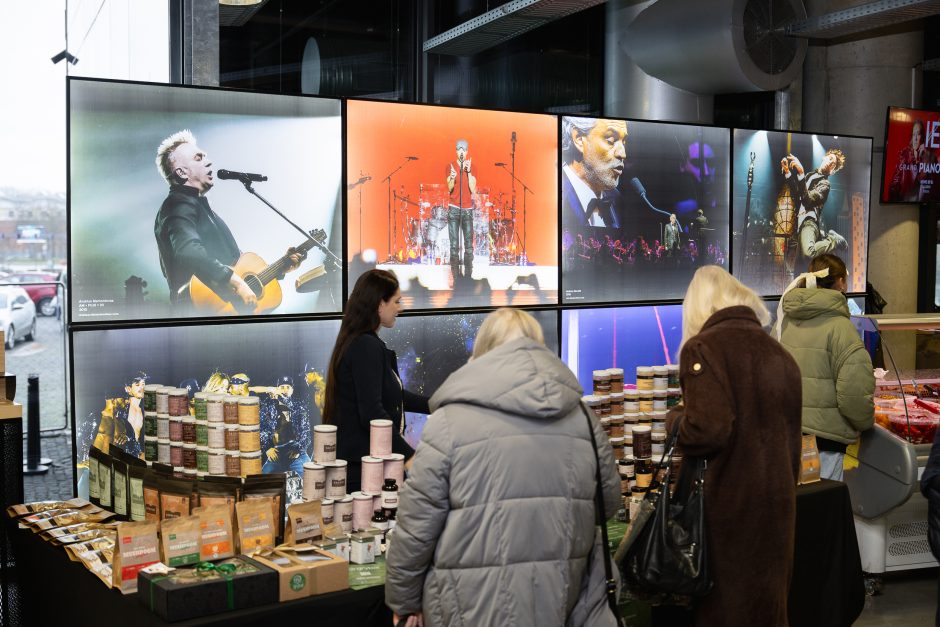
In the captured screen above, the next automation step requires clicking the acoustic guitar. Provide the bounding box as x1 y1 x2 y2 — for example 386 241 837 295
184 228 327 315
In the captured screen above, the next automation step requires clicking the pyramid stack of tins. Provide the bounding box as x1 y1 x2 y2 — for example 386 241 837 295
142 384 161 464
304 424 349 532
237 396 262 477
223 395 241 477
165 387 189 477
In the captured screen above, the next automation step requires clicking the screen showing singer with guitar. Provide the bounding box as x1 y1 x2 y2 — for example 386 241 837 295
69 79 342 322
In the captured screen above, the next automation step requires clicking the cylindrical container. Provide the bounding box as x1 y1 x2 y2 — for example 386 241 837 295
183 468 197 480
314 424 338 463
667 388 681 408
652 366 669 390
607 368 624 393
206 394 225 423
653 390 668 411
335 495 354 533
381 478 400 510
582 395 603 419
592 370 611 396
652 432 667 457
598 395 611 418
303 463 326 501
196 446 209 473
240 450 262 476
169 416 183 443
173 466 185 478
369 419 393 457
651 411 668 430
639 391 654 414
225 451 240 477
168 388 189 417
170 443 183 468
624 431 634 459
623 389 640 413
618 457 635 494
197 471 208 480
610 416 624 439
181 416 196 445
635 367 654 391
157 413 170 440
361 456 385 494
207 448 226 475
600 417 612 436
182 443 197 470
325 460 348 499
237 396 260 426
195 421 209 447
630 486 648 520
144 412 158 438
623 411 640 426
194 392 209 421
320 499 335 526
667 364 680 388
207 424 225 449
384 453 405 488
144 438 158 463
224 425 240 451
635 459 653 488
158 439 171 465
352 492 374 531
223 396 240 424
608 392 624 417
610 437 625 460
144 384 161 412
239 425 261 453
156 387 171 415
633 426 652 459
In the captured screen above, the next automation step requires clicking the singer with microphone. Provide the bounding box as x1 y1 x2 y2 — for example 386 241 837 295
153 130 304 311
446 139 477 279
561 117 626 230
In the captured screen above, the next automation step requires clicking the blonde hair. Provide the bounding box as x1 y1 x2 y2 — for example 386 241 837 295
681 265 770 348
472 308 544 359
156 129 196 185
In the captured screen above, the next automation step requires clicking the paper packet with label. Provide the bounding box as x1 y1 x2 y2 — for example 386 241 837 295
236 499 276 555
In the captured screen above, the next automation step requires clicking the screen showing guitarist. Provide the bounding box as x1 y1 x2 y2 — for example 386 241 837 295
154 130 304 311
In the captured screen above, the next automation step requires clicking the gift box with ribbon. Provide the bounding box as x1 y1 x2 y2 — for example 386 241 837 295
138 557 278 622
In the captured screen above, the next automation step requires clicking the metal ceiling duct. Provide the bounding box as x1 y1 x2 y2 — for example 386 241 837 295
622 0 808 94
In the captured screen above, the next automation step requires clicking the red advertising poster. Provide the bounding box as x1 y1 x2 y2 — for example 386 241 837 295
882 106 940 204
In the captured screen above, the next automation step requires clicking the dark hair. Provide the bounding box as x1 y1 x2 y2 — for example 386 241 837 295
807 253 847 290
322 269 399 423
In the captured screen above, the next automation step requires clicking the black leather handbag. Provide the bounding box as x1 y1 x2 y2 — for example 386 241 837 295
622 420 712 599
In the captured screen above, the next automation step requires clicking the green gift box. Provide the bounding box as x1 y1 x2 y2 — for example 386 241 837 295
138 556 278 622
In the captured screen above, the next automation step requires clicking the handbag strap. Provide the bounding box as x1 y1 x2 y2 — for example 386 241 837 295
580 403 622 624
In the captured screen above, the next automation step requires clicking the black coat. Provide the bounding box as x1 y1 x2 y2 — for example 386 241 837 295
154 185 240 302
334 332 429 492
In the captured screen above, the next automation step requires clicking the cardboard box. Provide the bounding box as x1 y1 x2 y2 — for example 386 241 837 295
138 556 278 622
250 551 316 601
266 547 349 595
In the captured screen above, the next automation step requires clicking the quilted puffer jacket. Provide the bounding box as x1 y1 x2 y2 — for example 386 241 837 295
385 337 621 627
779 287 874 444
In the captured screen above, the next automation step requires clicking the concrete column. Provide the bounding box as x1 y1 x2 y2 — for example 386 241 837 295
604 0 713 123
182 0 219 86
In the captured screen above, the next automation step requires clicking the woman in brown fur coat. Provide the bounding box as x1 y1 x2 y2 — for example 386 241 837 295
666 266 803 626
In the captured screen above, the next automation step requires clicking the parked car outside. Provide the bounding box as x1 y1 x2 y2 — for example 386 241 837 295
0 287 37 349
2 272 59 316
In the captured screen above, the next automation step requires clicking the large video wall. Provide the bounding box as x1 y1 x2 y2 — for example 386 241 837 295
68 77 873 497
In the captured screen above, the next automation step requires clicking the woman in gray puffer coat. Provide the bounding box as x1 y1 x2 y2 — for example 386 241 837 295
385 308 622 627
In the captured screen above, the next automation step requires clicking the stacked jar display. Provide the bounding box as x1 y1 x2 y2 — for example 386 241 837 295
164 387 189 477
142 383 162 464
237 396 262 476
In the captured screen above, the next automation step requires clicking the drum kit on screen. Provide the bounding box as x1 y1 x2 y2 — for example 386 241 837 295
390 185 522 265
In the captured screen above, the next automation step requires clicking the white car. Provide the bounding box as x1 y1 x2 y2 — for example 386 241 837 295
0 286 37 349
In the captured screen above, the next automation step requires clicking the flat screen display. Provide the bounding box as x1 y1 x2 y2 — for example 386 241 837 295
69 78 343 322
882 106 940 204
560 117 731 304
346 100 558 309
561 305 683 393
732 129 871 296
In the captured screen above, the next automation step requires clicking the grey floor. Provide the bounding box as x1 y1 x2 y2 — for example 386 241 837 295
856 568 937 626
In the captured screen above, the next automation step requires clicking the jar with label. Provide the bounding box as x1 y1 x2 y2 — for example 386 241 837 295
598 395 611 418
607 368 624 393
592 370 611 395
207 449 226 475
381 478 399 510
618 458 635 494
652 366 669 390
651 431 667 457
609 416 624 438
361 456 385 494
635 459 653 487
650 410 668 428
371 509 389 537
169 416 183 443
335 496 354 533
144 412 158 439
223 396 240 424
608 393 624 417
196 446 209 473
635 367 654 391
183 468 197 479
667 388 681 408
320 499 335 525
168 388 189 417
156 387 171 415
303 463 326 501
195 420 209 447
225 451 240 477
157 414 170 440
237 396 260 426
623 411 640 426
582 395 603 419
369 419 393 457
624 431 634 458
352 492 374 531
239 425 261 453
653 389 668 411
633 426 652 459
182 443 197 470
181 416 196 444
240 450 262 476
157 439 171 465
144 438 158 462
666 364 680 388
170 444 183 468
600 417 612 436
638 391 654 413
384 454 405 488
206 394 225 423
623 389 640 413
224 425 240 451
609 436 625 460
144 384 161 412
207 424 225 449
194 392 209 421
314 424 338 464
325 460 348 499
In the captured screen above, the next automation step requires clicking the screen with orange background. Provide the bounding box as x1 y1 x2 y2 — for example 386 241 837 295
347 100 558 265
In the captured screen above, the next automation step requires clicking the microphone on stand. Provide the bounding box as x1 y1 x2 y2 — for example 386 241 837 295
630 177 671 218
511 131 516 144
217 169 267 183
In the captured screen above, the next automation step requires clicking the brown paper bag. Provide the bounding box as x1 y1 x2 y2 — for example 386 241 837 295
798 434 821 485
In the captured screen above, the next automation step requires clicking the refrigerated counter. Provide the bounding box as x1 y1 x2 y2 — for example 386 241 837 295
845 314 940 594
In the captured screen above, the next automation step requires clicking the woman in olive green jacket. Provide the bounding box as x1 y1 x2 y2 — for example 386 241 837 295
777 254 874 481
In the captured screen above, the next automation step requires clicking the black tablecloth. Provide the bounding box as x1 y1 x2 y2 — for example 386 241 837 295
11 523 391 626
788 479 865 627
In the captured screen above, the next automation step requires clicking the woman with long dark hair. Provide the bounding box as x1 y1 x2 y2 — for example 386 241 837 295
323 269 429 493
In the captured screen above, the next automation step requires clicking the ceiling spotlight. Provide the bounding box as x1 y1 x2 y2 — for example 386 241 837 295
51 50 79 65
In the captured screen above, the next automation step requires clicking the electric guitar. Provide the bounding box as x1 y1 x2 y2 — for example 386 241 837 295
183 228 327 315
